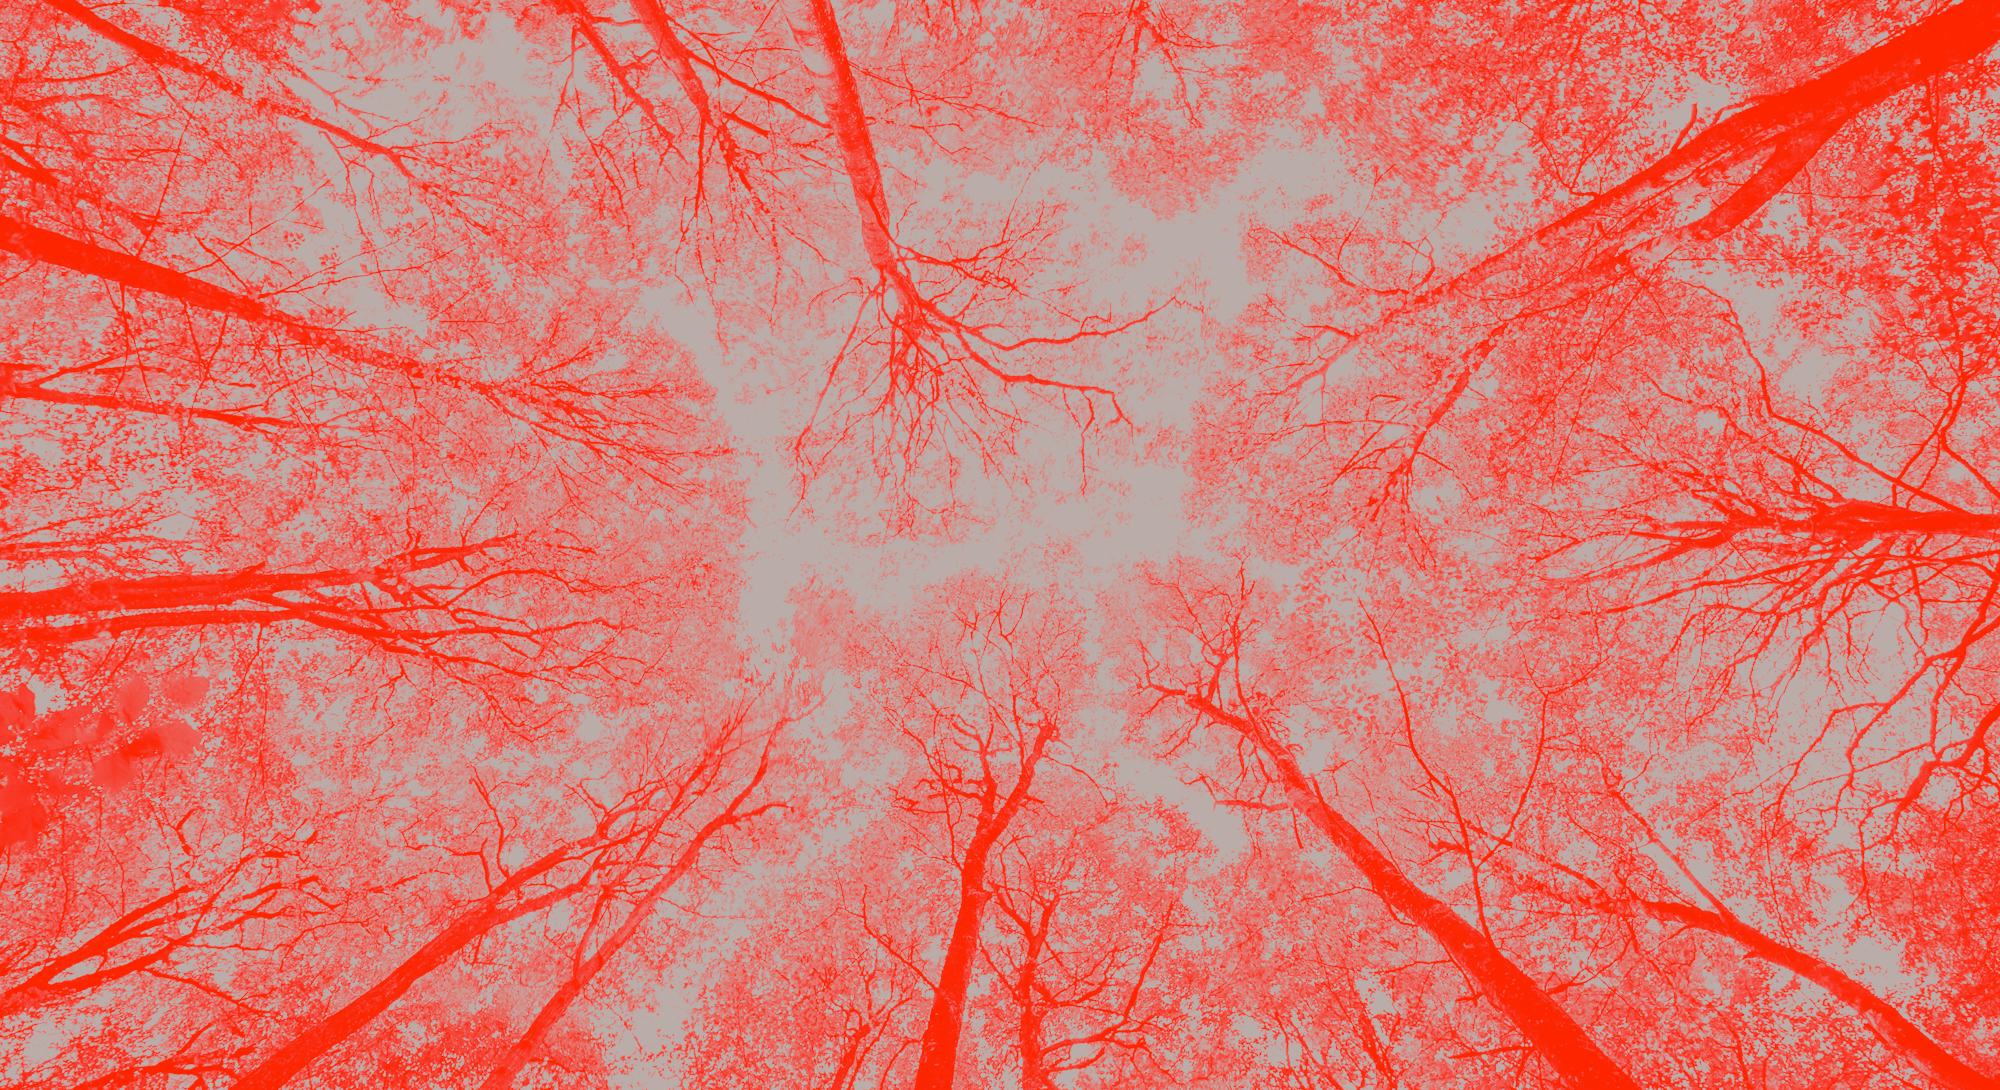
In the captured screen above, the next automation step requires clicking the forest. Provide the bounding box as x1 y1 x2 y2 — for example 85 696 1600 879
4 0 1999 1087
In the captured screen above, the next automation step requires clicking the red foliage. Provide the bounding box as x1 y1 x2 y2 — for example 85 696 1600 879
6 3 2000 1089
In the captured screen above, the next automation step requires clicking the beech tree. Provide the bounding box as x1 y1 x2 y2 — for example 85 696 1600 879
1203 0 2000 547
980 796 1190 1090
842 577 1088 1090
1120 562 1644 1090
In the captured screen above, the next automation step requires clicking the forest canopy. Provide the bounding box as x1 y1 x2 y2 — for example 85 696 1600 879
4 1 2000 1088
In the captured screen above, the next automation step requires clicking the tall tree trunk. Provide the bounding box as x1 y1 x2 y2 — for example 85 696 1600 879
0 212 431 386
1300 0 2000 424
232 859 589 1090
784 0 904 285
1014 936 1052 1090
0 212 664 461
910 719 1057 1090
0 546 495 648
910 856 996 1090
1180 693 1640 1090
629 0 731 150
477 768 779 1090
1641 899 1998 1090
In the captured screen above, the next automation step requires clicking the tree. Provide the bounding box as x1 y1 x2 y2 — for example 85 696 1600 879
778 0 1154 526
982 796 1188 1090
227 697 793 1090
1200 0 2000 545
472 692 796 1090
1124 561 1642 1090
843 577 1085 1090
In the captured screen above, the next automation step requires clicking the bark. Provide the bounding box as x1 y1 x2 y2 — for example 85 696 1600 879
1550 0 2000 251
630 0 727 146
0 546 495 649
784 0 903 282
1178 693 1640 1090
2 214 315 333
476 766 779 1090
913 868 994 1090
1301 0 2000 409
232 853 590 1090
910 717 1058 1090
2 568 371 622
0 212 433 387
1645 502 2000 555
1014 927 1053 1090
0 213 672 463
1641 899 1999 1090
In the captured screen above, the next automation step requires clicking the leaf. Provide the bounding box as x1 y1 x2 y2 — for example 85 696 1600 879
0 798 46 848
34 708 88 750
91 753 133 791
116 677 149 720
153 717 201 757
0 685 33 731
163 673 210 709
122 731 166 761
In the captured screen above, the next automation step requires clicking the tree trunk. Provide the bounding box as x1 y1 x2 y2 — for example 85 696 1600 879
1015 938 1052 1090
0 212 433 388
1642 899 1998 1090
784 0 903 283
1182 694 1640 1090
910 719 1058 1090
630 0 726 143
476 783 777 1090
0 546 494 648
233 867 585 1090
1303 0 2000 414
909 860 994 1090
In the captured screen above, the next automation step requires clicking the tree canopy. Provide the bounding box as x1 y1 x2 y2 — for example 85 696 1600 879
5 1 1999 1088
